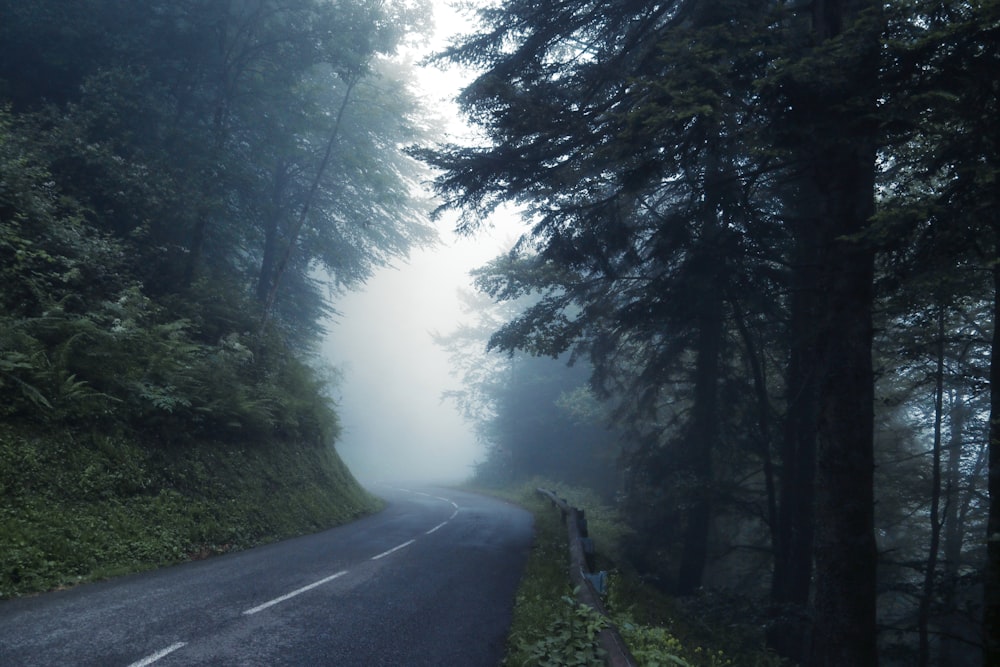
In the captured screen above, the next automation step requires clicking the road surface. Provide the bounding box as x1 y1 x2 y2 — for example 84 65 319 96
0 486 533 666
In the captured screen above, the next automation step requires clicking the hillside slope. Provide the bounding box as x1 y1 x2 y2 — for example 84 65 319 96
0 422 378 599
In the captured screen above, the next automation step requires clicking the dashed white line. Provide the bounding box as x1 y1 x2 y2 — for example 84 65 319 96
425 521 448 535
124 490 460 666
242 570 349 615
127 642 187 667
371 539 416 560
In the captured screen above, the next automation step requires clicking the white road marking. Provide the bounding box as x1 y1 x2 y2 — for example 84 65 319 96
425 521 448 535
242 570 349 615
371 539 416 560
126 489 462 666
127 642 187 667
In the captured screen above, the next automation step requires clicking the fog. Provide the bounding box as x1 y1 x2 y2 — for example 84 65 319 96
316 3 493 485
322 222 516 485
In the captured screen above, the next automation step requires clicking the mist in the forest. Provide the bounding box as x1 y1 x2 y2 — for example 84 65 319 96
322 222 516 485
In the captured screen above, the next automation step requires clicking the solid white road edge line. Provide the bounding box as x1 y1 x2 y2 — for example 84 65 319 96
371 539 416 560
242 570 349 615
425 521 448 535
127 642 187 667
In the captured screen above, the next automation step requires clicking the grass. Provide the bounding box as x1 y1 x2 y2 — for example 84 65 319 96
480 478 785 667
0 422 380 598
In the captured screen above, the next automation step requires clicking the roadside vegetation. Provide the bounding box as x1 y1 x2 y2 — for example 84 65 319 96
489 480 782 667
0 0 429 600
0 422 379 599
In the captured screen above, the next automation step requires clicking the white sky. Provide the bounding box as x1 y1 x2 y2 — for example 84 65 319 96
320 1 525 484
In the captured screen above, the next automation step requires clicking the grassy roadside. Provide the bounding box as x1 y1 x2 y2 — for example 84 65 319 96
0 422 381 599
481 479 784 667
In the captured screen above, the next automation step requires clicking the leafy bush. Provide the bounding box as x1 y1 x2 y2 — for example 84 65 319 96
514 595 608 667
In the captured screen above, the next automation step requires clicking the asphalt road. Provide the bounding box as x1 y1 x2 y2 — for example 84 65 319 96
0 486 534 666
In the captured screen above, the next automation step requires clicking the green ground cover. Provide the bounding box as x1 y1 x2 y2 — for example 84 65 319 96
489 480 785 667
0 423 379 598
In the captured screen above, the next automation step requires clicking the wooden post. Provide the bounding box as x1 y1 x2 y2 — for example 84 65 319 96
537 489 638 667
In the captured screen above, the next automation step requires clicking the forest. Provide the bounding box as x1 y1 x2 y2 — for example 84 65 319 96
0 0 998 665
0 0 431 599
425 0 999 665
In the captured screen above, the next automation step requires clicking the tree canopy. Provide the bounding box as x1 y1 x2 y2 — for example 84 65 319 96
422 0 1000 664
0 0 435 443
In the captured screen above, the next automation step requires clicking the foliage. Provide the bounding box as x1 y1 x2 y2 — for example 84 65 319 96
0 422 379 598
491 481 779 667
0 1 429 600
514 595 608 667
497 482 604 667
437 289 624 497
0 1 436 441
425 0 998 662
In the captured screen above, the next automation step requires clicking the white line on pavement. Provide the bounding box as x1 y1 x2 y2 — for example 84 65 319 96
371 539 416 560
242 570 349 615
127 642 187 667
425 521 448 535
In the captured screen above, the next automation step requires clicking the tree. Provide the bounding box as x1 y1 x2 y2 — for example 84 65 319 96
0 0 437 446
436 282 622 497
421 0 894 661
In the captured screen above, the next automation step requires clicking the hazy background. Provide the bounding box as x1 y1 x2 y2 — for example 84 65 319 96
321 224 517 484
321 2 517 484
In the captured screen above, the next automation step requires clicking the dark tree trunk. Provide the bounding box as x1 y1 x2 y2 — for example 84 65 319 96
810 202 877 667
675 278 724 594
940 394 967 667
674 150 731 595
183 99 229 288
768 220 821 664
984 233 1000 667
731 297 778 549
918 308 946 667
797 1 881 664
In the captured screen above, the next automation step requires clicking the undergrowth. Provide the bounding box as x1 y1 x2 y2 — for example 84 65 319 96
0 422 380 598
489 478 784 667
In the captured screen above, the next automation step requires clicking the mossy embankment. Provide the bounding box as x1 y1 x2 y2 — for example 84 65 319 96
0 423 379 599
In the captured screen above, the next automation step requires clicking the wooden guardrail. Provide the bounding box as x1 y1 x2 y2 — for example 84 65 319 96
536 488 638 667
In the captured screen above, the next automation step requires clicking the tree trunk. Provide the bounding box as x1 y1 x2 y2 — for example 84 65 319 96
800 1 881 664
255 161 291 303
810 202 878 667
674 149 730 595
984 233 1000 666
940 393 967 667
768 218 821 663
918 307 946 667
258 73 359 332
675 278 723 594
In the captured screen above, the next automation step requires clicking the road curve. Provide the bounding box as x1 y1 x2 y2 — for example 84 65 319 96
0 486 533 666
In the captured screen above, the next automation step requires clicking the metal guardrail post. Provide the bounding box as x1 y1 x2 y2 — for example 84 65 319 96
537 488 639 667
